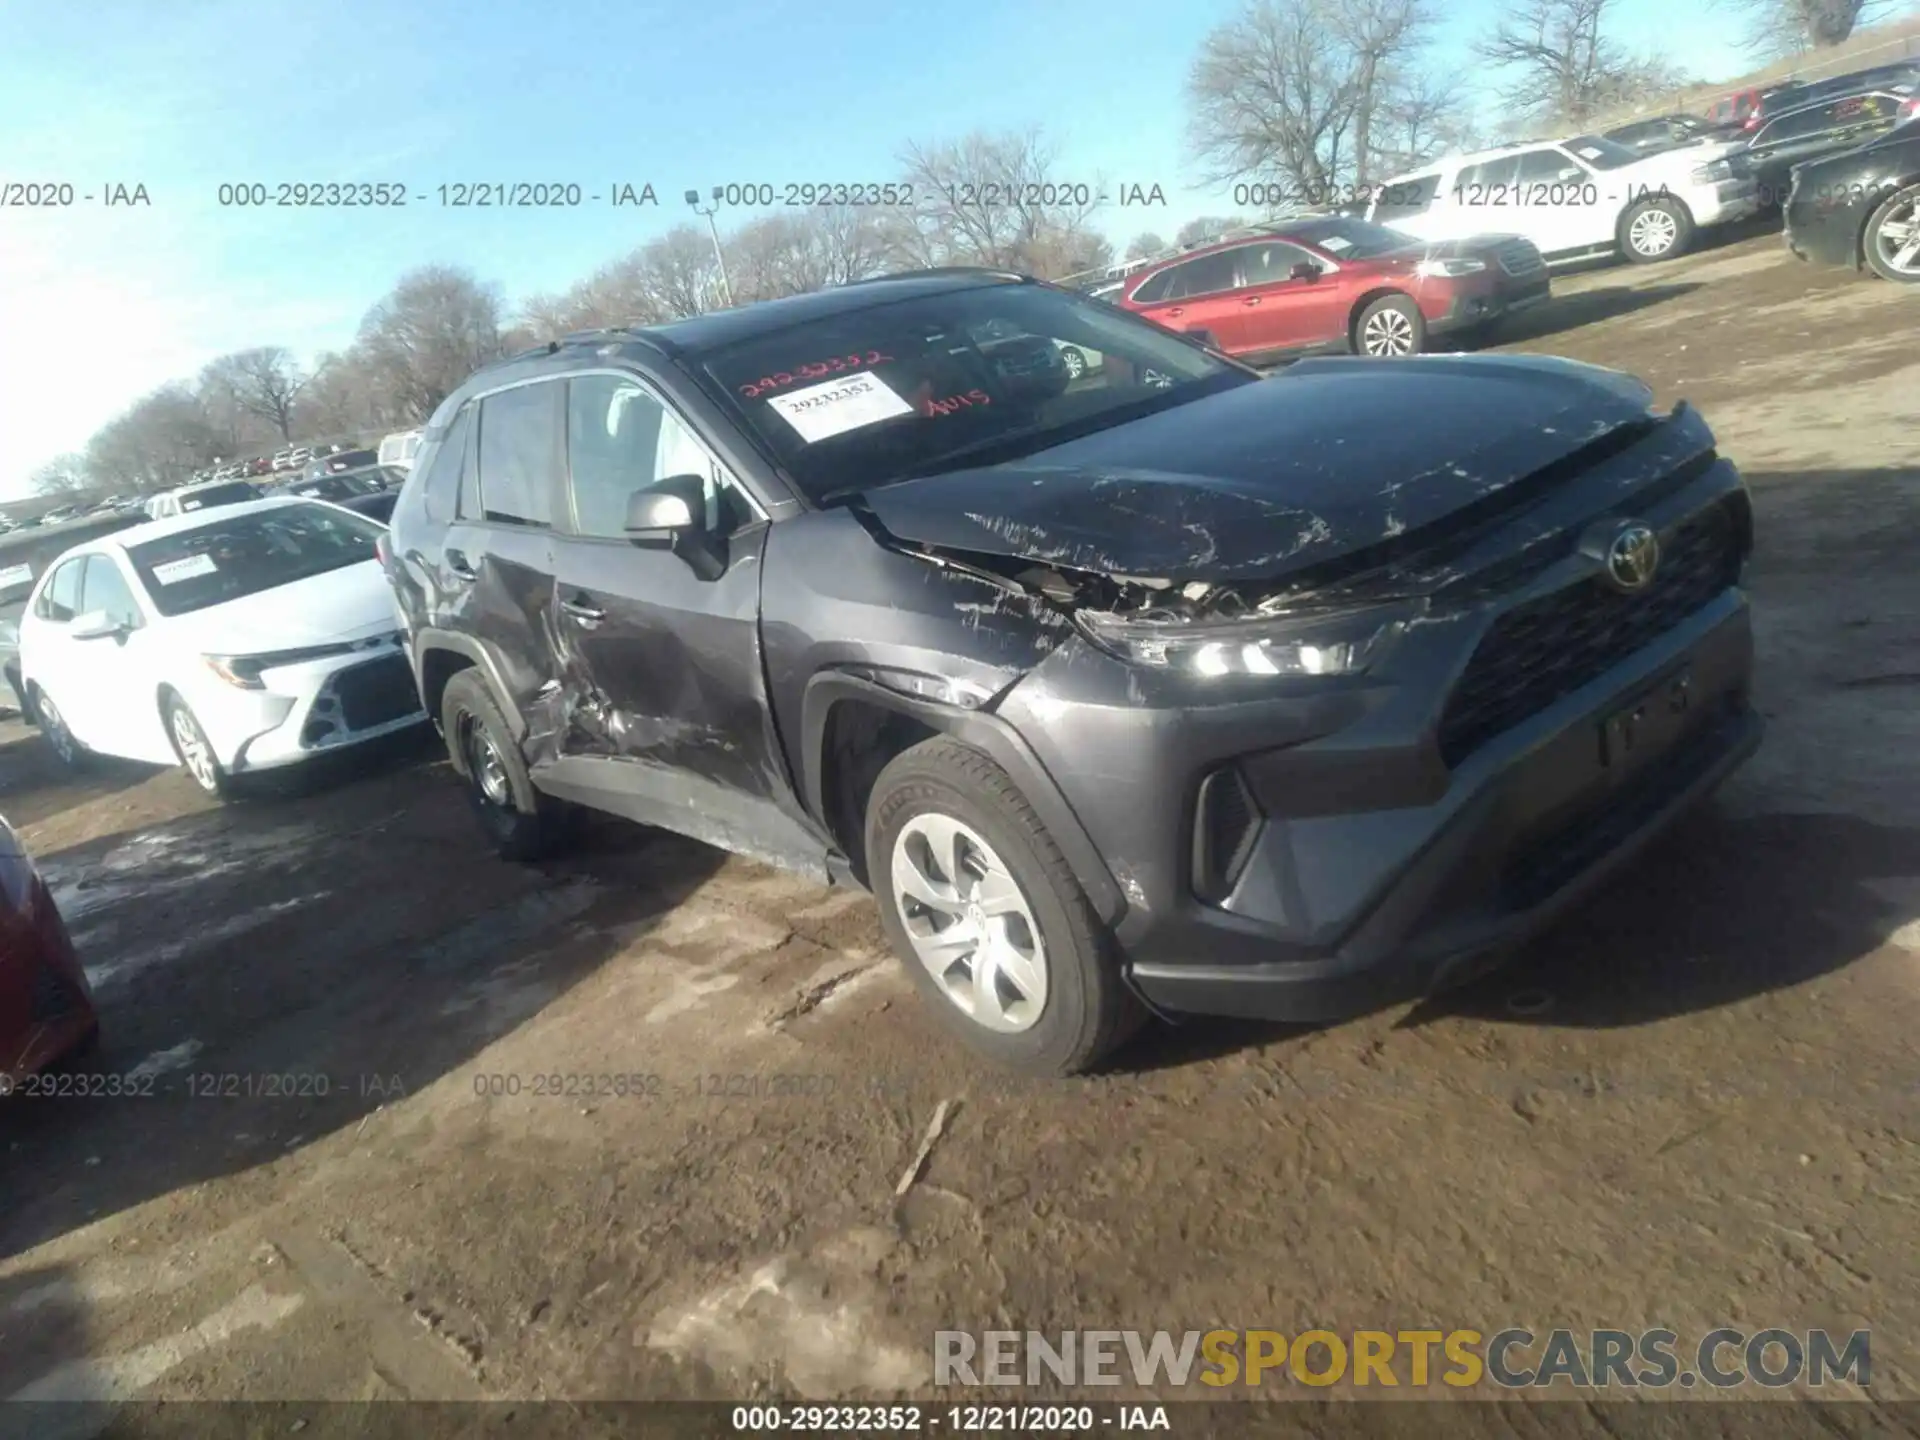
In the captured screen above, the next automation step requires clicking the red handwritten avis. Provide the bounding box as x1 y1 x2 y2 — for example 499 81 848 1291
918 388 992 417
739 351 896 399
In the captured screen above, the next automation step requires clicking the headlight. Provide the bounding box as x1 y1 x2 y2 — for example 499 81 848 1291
1075 605 1401 677
1690 160 1733 184
203 641 363 689
1414 257 1486 278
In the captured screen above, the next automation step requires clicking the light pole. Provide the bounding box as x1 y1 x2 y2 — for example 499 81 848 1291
685 188 735 309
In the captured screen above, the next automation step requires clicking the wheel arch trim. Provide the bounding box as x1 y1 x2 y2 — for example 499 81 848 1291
410 628 527 741
798 670 1127 925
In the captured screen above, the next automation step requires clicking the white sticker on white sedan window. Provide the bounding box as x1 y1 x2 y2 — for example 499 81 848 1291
1574 146 1604 160
1320 236 1354 252
0 563 33 589
766 371 913 444
151 554 219 584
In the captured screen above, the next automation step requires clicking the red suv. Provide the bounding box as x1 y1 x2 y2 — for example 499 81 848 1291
1117 217 1550 361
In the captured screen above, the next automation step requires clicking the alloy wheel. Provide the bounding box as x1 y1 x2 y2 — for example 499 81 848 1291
1629 208 1678 257
1872 196 1920 277
1060 347 1086 379
465 721 513 807
1361 308 1416 356
171 706 218 792
890 812 1048 1034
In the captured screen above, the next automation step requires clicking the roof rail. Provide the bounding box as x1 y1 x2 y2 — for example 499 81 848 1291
847 266 1028 285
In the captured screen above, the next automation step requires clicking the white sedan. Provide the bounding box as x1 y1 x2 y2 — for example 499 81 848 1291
16 496 426 798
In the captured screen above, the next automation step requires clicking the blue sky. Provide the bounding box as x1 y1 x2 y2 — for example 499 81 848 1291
0 0 1761 496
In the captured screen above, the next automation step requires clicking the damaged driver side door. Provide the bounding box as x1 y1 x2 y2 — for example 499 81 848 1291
540 370 832 878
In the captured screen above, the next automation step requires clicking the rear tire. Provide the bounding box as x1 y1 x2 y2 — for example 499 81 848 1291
29 686 89 771
1862 182 1920 283
1619 196 1694 263
865 737 1145 1076
1354 294 1426 357
440 670 572 862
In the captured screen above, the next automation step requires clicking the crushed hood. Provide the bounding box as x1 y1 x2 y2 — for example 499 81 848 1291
858 354 1656 583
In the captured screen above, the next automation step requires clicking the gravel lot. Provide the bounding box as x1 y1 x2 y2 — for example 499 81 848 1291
2 226 1916 1428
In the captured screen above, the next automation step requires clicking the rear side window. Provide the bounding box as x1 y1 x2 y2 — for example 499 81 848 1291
1128 266 1177 305
1160 249 1239 299
419 405 474 523
1456 156 1519 191
35 558 85 622
475 382 559 527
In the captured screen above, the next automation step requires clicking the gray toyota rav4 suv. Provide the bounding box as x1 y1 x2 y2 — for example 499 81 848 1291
381 268 1760 1075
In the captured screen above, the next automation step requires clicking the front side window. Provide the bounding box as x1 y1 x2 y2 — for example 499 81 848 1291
1514 148 1582 183
700 280 1249 504
475 382 559 527
36 558 85 622
123 503 384 618
80 555 143 627
1159 250 1239 299
1239 241 1317 284
566 375 749 540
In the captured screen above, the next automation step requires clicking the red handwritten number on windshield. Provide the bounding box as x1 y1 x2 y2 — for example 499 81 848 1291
740 352 895 400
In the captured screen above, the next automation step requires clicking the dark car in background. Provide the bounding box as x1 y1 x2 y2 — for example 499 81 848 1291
381 268 1758 1075
302 448 379 481
335 490 399 524
1706 81 1808 135
286 469 387 503
1119 217 1549 359
1 813 99 1089
0 511 148 717
1785 116 1920 282
1741 85 1920 208
1604 113 1717 154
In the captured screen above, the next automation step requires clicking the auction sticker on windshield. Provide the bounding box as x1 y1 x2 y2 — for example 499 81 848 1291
766 371 913 444
151 554 219 584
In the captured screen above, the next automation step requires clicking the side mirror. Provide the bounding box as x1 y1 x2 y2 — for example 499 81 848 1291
70 610 129 642
626 473 724 581
1289 261 1321 281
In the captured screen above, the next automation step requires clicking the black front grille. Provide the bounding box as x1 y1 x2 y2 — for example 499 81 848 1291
332 654 422 731
1497 241 1547 277
1191 766 1262 904
1437 506 1742 767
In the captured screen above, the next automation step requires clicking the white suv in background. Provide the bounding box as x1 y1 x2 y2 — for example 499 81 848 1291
1366 131 1761 265
377 428 422 472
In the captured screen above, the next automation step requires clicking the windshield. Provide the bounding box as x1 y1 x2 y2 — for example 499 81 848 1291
1277 216 1422 257
699 281 1249 503
123 502 383 617
1562 134 1643 170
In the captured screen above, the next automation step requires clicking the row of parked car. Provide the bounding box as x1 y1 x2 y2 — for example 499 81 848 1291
197 429 422 486
4 250 1768 1080
1077 62 1919 367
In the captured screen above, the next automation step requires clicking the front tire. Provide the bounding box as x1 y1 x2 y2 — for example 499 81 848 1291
30 687 89 771
1058 346 1087 379
1355 294 1426 357
1619 196 1693 263
1862 183 1920 283
163 693 237 799
440 670 571 862
865 737 1144 1076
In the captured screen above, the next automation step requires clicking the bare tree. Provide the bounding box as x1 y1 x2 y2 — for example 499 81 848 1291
1186 0 1456 199
29 454 90 497
1175 215 1249 246
200 347 308 441
355 266 506 425
1730 0 1891 53
1125 231 1170 260
84 385 226 493
898 129 1110 278
1476 0 1690 128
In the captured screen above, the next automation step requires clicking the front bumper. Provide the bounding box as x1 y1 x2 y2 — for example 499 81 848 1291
996 438 1758 1024
198 646 428 773
1692 179 1761 225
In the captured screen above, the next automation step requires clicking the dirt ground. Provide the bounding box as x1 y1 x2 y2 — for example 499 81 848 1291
1 224 1916 1431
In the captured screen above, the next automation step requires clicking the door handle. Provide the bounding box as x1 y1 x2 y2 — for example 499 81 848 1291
1165 306 1184 316
1243 296 1262 306
561 595 607 624
444 548 477 580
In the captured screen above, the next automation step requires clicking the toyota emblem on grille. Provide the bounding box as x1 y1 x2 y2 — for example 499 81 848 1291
1605 523 1661 592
